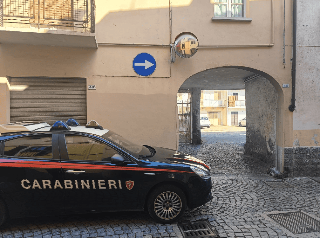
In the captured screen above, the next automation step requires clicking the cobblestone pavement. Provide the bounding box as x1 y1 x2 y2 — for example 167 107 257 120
0 142 320 238
179 142 320 238
201 131 246 145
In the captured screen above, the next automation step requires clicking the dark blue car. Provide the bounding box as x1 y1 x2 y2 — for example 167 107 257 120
0 119 212 225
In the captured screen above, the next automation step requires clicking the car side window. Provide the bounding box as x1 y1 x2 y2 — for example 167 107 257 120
65 135 119 162
1 135 53 159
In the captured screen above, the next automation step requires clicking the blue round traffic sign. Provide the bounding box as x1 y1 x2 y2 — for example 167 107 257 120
133 53 156 76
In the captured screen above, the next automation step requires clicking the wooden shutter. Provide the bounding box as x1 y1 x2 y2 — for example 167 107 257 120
231 111 238 126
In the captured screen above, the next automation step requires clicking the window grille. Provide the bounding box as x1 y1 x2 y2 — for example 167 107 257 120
0 0 95 33
213 0 244 18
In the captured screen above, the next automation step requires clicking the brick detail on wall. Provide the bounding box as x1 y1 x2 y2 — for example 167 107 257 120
284 147 320 177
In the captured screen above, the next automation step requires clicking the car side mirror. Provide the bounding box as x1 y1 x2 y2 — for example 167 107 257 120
111 154 125 165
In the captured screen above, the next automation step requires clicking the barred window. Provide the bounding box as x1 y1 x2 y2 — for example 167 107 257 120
213 0 244 18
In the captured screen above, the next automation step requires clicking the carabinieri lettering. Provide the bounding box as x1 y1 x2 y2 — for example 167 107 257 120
21 179 128 190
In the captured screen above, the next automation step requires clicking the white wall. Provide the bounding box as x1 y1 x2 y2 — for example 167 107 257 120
294 0 320 131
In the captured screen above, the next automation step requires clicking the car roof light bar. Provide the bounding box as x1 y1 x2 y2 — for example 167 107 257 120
50 121 71 131
86 120 103 130
66 118 80 126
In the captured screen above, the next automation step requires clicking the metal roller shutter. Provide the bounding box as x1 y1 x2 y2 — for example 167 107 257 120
10 77 87 125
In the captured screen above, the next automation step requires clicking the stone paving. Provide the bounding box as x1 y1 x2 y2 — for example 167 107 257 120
0 141 320 238
179 142 320 238
183 174 320 238
0 213 182 238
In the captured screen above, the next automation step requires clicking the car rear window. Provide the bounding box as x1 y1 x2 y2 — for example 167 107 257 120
1 135 53 159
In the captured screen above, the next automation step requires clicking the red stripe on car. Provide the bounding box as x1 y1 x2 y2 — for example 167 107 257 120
0 160 192 173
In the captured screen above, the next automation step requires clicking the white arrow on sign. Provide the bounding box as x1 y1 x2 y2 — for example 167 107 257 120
134 60 154 70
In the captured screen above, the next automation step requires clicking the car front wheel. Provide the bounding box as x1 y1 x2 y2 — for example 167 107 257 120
147 185 186 223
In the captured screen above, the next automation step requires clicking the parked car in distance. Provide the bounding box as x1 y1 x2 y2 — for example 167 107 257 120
239 117 246 127
0 119 212 226
200 117 211 128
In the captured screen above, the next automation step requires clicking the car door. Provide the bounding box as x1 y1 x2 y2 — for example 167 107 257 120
0 133 64 218
60 133 144 213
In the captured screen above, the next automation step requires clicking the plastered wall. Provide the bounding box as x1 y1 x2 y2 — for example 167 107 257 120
0 78 10 124
293 0 320 146
0 0 294 152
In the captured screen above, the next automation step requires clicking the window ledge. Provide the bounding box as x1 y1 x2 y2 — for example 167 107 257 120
211 17 252 22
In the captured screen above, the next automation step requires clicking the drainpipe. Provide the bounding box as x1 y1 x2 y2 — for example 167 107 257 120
289 0 297 112
269 0 296 179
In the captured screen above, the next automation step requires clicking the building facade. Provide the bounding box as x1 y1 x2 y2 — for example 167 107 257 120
0 0 318 176
201 90 228 126
283 0 320 177
227 90 246 126
200 90 246 127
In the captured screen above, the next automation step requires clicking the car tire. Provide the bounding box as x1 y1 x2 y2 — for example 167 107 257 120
147 185 187 224
0 199 7 226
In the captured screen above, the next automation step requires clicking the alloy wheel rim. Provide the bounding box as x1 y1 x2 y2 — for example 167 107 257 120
154 191 182 220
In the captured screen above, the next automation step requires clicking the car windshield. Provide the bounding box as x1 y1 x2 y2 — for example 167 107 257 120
201 117 208 120
102 130 151 159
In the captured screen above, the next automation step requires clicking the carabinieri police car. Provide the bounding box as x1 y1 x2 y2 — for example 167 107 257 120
0 119 212 225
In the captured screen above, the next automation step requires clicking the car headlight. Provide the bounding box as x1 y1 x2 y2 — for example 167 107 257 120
190 165 210 178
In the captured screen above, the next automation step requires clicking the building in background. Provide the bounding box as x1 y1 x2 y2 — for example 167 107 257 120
201 90 227 126
200 90 246 127
227 90 246 126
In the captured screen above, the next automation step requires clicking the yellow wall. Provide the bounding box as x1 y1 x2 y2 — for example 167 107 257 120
0 0 297 152
0 78 10 124
293 130 320 147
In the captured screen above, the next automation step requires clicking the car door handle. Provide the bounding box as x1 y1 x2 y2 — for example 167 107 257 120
66 170 86 173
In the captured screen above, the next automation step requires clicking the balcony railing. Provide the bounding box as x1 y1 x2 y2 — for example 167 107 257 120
229 100 246 107
0 0 95 33
235 100 245 107
202 100 226 107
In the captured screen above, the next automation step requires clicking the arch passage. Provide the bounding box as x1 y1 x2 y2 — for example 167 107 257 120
177 67 283 172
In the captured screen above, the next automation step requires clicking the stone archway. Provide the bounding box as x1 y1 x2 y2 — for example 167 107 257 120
178 66 284 173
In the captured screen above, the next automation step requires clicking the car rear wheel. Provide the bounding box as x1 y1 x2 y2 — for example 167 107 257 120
147 185 186 223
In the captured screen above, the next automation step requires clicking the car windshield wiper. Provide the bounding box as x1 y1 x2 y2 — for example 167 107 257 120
139 145 156 159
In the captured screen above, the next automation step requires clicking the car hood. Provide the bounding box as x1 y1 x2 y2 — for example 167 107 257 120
145 146 210 170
